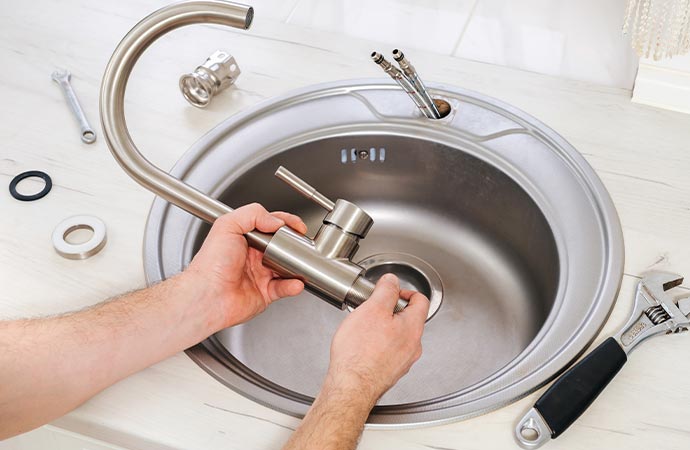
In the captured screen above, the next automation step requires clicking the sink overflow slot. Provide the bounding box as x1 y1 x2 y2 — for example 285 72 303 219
340 148 386 164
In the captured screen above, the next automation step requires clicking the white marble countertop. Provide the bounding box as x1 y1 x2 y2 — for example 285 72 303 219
2 1 690 449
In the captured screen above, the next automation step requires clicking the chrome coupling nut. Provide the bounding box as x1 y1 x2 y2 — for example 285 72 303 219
179 50 240 108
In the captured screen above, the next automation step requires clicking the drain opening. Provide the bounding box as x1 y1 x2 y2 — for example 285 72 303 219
432 98 451 119
365 263 431 298
357 253 443 321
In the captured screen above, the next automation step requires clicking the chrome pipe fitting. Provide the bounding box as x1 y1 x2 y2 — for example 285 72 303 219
99 1 406 312
180 50 241 107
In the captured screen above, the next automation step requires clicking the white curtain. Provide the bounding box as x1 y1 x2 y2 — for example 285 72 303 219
624 0 690 59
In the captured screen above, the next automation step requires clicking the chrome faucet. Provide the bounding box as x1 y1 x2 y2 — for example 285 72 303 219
99 0 407 312
270 167 406 311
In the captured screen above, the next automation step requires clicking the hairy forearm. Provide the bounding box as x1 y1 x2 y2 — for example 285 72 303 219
283 373 377 450
0 273 221 439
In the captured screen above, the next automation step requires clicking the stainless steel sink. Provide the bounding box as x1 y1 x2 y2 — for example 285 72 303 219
143 79 623 426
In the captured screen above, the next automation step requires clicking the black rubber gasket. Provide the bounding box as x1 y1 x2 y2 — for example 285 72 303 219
9 170 52 201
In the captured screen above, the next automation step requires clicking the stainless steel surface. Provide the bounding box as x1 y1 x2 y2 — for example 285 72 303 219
51 70 96 144
52 215 107 260
371 52 436 119
515 271 690 448
101 0 395 313
179 50 241 108
392 49 441 118
613 271 690 354
143 79 624 426
515 408 551 449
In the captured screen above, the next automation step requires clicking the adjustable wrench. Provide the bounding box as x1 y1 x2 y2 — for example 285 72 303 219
51 70 96 144
515 271 690 448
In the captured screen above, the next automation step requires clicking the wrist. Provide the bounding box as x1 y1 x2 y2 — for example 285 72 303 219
285 363 376 450
166 271 227 337
322 367 381 411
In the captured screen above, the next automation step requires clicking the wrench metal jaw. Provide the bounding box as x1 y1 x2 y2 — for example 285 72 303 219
516 271 689 449
52 69 97 144
614 272 690 354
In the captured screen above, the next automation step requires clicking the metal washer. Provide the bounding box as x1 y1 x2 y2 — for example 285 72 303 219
52 215 107 260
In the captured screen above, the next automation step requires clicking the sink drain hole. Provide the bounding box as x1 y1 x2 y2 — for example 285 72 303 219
432 99 451 119
358 253 443 321
364 263 431 298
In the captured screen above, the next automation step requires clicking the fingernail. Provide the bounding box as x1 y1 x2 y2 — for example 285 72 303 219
382 273 398 284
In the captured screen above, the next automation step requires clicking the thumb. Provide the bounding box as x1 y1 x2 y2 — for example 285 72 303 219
367 274 401 312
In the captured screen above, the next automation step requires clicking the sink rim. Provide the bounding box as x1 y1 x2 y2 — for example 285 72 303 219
143 79 624 427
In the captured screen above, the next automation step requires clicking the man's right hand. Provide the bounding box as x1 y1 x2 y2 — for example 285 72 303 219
282 274 430 450
327 273 430 404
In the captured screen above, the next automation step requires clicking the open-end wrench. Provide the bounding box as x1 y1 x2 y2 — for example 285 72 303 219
515 271 690 448
51 70 96 144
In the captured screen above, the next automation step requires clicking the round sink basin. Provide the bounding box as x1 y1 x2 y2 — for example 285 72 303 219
144 79 623 426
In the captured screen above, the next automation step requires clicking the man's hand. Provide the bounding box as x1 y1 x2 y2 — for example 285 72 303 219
0 202 311 440
185 203 308 329
327 273 430 402
283 274 430 450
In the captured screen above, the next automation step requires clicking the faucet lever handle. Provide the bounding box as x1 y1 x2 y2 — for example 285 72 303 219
275 166 335 211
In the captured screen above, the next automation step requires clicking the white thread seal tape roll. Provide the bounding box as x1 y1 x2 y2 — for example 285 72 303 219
52 215 107 260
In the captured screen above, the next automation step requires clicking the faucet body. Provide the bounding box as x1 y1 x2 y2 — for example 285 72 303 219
268 167 405 310
99 0 406 311
263 198 372 309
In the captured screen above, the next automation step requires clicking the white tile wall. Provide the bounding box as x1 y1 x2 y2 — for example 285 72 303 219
455 0 640 88
245 0 302 21
249 0 640 89
285 0 478 55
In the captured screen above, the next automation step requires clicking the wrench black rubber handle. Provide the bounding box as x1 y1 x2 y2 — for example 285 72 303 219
534 337 627 438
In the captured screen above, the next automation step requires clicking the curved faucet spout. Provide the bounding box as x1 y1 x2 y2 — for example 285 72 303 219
99 1 408 312
99 0 271 250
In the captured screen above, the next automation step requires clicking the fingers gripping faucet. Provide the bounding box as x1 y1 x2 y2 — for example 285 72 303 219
272 167 409 313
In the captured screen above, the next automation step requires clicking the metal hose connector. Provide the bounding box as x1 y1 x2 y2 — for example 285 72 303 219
99 0 270 250
392 49 440 118
370 52 436 119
